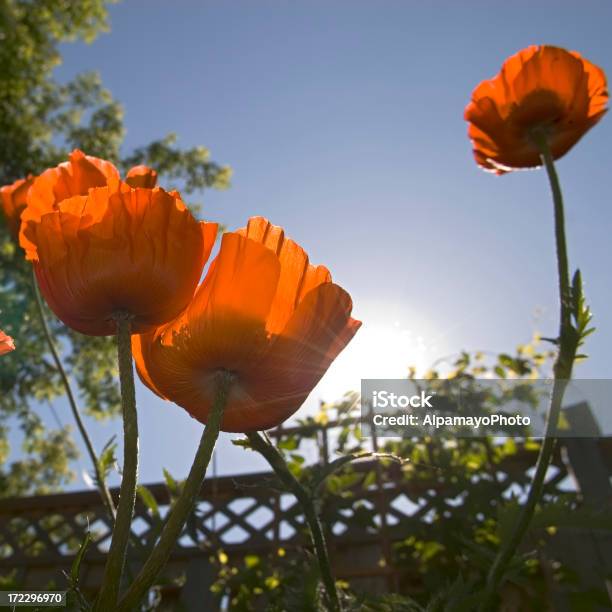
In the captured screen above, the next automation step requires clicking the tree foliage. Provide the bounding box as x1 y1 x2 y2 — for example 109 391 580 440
0 0 230 497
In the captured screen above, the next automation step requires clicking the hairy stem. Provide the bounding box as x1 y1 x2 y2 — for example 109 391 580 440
95 314 139 611
247 431 342 612
31 267 116 522
117 370 232 612
479 133 576 610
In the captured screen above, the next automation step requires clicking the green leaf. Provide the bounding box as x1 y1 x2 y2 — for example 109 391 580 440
162 467 179 496
137 484 160 518
277 435 299 451
70 530 91 587
289 453 305 465
571 269 584 320
311 451 404 493
493 365 506 378
97 435 117 481
244 554 260 569
231 437 252 449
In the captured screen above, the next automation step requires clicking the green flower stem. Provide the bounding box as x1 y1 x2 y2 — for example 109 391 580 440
116 370 233 612
95 314 139 611
246 431 342 612
31 267 116 522
479 134 577 611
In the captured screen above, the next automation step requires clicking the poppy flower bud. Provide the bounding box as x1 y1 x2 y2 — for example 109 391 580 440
126 165 158 189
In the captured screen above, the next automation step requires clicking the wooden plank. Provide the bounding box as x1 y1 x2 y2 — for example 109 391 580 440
561 402 612 506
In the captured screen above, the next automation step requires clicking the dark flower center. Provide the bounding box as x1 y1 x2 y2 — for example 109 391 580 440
509 89 565 134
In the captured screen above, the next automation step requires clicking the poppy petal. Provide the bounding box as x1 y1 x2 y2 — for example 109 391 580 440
0 176 33 239
126 165 158 189
20 150 120 259
0 329 15 356
238 217 332 334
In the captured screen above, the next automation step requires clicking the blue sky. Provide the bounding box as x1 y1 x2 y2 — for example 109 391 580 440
43 0 612 487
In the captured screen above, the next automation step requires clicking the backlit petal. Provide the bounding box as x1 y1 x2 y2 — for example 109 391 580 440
126 165 158 188
0 329 15 356
0 176 33 239
20 150 120 259
238 217 332 334
226 283 361 432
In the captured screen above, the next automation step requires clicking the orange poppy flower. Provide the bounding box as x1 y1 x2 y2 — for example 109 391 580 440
126 165 158 189
132 217 361 433
1 176 34 239
0 329 15 356
465 45 608 174
23 182 217 336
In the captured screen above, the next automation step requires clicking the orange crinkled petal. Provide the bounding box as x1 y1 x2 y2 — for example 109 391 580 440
1 176 34 239
0 329 15 356
126 165 158 189
20 149 121 258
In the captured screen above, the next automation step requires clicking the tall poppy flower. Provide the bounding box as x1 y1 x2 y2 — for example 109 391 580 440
132 217 361 433
465 45 608 174
0 330 15 356
1 176 34 239
22 182 217 336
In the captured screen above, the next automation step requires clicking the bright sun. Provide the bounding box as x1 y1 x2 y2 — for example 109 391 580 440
305 301 448 412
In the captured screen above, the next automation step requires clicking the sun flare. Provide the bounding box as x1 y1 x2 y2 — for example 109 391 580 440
311 302 447 408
